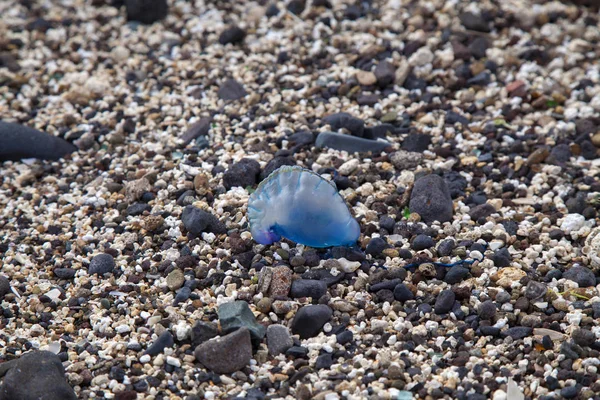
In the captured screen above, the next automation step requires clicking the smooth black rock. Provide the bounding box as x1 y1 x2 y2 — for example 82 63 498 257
218 79 247 101
181 205 226 236
412 234 434 251
286 346 308 358
563 266 595 287
0 351 77 400
0 53 20 72
259 156 295 181
502 327 532 340
53 268 76 279
492 248 511 268
560 386 578 399
467 71 491 86
444 171 468 199
393 283 414 302
336 330 353 345
223 158 261 189
480 326 500 336
444 266 470 284
180 117 211 146
434 290 455 314
125 0 168 24
191 321 218 348
218 26 246 45
291 305 333 339
301 269 344 286
330 246 366 262
370 279 401 292
409 174 453 223
145 331 174 356
88 253 115 275
366 237 389 256
322 112 365 137
0 121 76 161
290 280 327 299
459 12 491 32
478 300 497 320
445 111 469 126
437 239 456 257
315 132 390 153
126 203 151 216
173 287 191 306
402 133 431 152
315 353 333 369
287 0 305 15
469 203 496 221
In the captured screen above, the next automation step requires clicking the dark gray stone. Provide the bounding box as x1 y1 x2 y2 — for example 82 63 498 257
469 203 496 221
0 351 77 400
409 174 453 223
478 300 497 320
459 12 491 32
223 158 261 189
125 0 168 24
181 205 226 236
437 239 456 257
502 326 532 340
366 237 389 256
434 290 455 314
492 248 511 268
524 281 547 300
322 112 365 137
191 321 219 348
290 279 327 299
546 143 571 165
572 329 595 347
315 132 391 153
402 133 431 152
0 121 76 162
291 305 332 339
444 266 470 284
180 117 211 146
218 26 246 45
374 61 396 87
266 324 293 356
393 283 414 302
259 156 295 181
218 301 266 345
563 266 596 287
412 234 434 251
218 79 247 101
145 331 174 356
195 328 252 374
53 268 76 279
88 253 115 275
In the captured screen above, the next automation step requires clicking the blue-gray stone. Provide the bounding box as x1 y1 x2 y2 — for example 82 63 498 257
145 331 174 356
315 131 391 153
291 304 332 339
409 174 453 223
218 301 266 345
88 253 115 275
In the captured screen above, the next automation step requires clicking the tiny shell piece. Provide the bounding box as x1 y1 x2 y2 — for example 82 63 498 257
247 166 360 248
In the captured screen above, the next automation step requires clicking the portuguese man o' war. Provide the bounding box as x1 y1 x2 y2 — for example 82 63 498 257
247 166 360 248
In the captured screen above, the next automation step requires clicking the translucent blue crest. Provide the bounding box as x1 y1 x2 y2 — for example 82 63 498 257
247 166 360 248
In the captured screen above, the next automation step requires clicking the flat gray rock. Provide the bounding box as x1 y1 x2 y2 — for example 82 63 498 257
315 131 391 153
0 121 76 161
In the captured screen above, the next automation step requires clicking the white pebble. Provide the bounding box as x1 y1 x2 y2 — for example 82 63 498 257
166 356 181 368
139 354 151 363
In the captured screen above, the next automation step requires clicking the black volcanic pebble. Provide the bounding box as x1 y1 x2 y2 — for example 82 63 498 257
434 290 455 314
219 26 246 45
223 159 261 189
125 0 168 24
88 253 116 275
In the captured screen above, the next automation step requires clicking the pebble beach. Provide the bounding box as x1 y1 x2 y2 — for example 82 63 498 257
2 0 600 399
